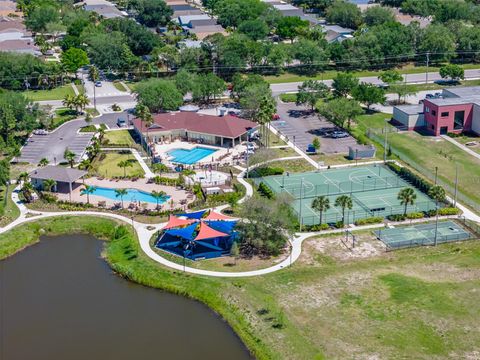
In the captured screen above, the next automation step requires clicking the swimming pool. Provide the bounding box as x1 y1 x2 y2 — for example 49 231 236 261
168 147 217 165
83 187 170 204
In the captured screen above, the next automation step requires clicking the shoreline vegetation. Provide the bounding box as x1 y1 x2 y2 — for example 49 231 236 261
3 216 480 359
0 216 272 360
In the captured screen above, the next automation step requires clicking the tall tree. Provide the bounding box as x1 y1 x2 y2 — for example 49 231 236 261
397 187 417 215
439 64 465 82
61 48 89 77
325 0 363 29
352 83 386 111
332 72 359 97
257 95 276 147
63 148 76 168
334 195 353 223
115 188 128 208
135 79 183 112
318 97 362 129
311 195 330 225
133 0 173 27
296 80 330 111
276 16 309 42
81 185 97 204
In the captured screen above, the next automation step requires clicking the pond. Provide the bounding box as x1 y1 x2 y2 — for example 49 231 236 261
0 234 252 360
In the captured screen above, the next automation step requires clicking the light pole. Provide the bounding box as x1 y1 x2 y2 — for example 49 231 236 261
454 163 458 207
299 178 304 232
434 166 438 185
383 120 388 163
425 52 430 84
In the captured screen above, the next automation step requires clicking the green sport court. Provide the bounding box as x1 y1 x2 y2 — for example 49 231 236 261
374 221 473 249
257 164 437 225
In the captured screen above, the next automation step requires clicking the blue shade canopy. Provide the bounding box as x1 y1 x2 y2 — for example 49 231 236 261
177 210 206 219
164 223 198 240
205 220 238 234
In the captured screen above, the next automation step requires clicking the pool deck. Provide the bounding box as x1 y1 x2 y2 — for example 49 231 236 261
58 177 193 210
153 140 249 167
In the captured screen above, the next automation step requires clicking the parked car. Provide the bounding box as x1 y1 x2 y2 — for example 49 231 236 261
95 81 102 87
33 129 49 135
330 131 349 138
117 118 127 127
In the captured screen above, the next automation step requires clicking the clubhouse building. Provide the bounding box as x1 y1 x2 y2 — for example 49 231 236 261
132 112 258 148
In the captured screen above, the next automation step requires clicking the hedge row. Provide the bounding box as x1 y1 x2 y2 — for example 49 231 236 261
249 166 284 178
354 216 384 226
258 182 274 199
387 162 432 193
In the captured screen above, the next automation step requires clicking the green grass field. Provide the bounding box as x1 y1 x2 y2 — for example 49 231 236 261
113 81 128 92
50 108 78 130
103 130 137 147
265 64 480 84
23 84 75 101
387 132 480 206
92 152 144 178
4 216 480 359
0 185 20 227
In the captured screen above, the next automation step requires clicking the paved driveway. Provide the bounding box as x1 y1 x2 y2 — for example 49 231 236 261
273 101 357 154
15 112 129 164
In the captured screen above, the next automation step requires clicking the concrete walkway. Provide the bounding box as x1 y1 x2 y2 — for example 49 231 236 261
441 135 480 161
4 158 480 277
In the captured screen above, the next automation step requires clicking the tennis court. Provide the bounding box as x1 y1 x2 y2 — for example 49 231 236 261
257 164 437 225
373 221 473 249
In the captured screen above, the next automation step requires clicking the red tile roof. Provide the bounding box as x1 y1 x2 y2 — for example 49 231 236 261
133 112 258 138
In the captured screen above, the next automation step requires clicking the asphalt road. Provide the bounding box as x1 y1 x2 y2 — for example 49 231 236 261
270 68 480 94
15 112 129 165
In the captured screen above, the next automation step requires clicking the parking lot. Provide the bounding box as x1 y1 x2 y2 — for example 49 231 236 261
14 112 128 165
273 101 357 154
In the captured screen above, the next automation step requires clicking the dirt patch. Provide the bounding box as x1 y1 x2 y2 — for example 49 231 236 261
301 233 386 264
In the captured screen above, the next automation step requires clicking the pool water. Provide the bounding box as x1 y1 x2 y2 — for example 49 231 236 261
84 187 170 204
168 147 217 164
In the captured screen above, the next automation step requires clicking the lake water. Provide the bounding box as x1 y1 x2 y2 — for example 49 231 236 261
0 235 252 360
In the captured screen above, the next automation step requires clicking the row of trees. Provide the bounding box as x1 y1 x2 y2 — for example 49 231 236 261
310 186 447 225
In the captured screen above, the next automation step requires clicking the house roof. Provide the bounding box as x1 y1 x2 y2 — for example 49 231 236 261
395 104 424 115
30 166 87 183
133 112 258 138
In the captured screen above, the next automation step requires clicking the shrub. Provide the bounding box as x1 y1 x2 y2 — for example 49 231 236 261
335 220 344 229
388 162 433 194
249 166 284 178
354 216 383 225
387 214 407 221
386 162 402 173
258 182 275 199
406 212 424 219
439 207 460 215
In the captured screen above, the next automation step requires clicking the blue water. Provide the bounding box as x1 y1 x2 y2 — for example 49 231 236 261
168 147 217 164
84 187 170 204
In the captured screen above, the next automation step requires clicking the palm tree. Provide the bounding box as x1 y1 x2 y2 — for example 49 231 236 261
115 188 128 208
151 190 167 209
97 127 106 143
311 195 330 225
335 195 353 224
17 172 30 184
79 159 92 171
64 148 76 168
85 112 93 125
81 185 97 204
117 160 133 177
74 93 90 114
152 163 168 175
62 94 76 112
428 185 446 246
21 182 34 202
135 104 153 153
397 187 417 215
42 178 57 192
38 158 49 167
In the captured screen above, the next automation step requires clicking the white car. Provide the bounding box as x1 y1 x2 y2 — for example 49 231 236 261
33 129 49 135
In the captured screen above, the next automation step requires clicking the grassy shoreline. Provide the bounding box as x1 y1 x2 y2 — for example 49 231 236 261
3 216 480 359
0 216 272 359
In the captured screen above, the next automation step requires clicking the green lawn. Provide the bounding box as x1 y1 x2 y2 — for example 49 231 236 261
453 134 480 154
0 185 20 227
279 93 297 102
113 81 128 92
23 84 75 101
387 132 480 206
50 108 78 130
92 152 144 178
103 130 138 147
3 216 480 359
265 64 480 84
268 158 315 173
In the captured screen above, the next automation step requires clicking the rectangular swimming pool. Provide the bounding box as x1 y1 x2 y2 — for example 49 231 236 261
168 147 217 164
84 187 170 204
